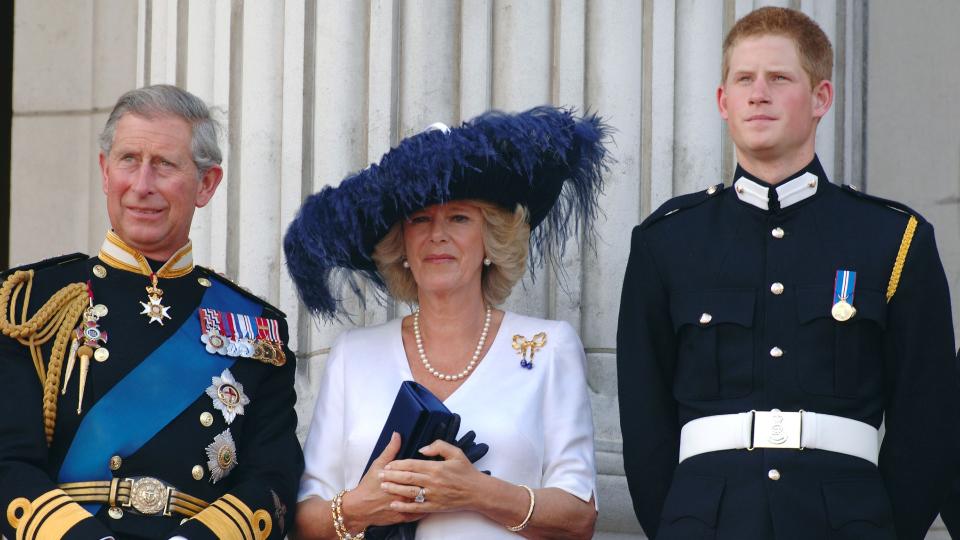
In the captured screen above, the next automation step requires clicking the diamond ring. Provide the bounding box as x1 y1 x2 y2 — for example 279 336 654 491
414 486 426 504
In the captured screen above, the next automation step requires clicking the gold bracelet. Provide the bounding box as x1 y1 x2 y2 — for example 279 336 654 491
331 489 365 540
506 484 535 532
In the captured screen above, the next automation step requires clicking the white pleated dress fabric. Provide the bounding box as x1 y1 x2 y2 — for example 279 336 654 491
298 311 597 538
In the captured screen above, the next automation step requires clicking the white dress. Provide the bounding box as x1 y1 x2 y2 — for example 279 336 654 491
298 311 597 539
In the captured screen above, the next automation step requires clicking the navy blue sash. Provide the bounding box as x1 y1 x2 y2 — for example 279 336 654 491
57 280 259 513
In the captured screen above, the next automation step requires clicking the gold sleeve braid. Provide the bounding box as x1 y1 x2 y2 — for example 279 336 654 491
190 494 272 540
0 270 89 444
886 215 918 303
6 489 93 540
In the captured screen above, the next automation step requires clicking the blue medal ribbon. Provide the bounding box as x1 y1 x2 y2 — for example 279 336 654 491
57 280 260 514
833 269 857 306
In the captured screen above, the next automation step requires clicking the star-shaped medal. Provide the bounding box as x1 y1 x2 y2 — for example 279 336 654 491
205 369 250 424
140 295 171 325
205 429 238 483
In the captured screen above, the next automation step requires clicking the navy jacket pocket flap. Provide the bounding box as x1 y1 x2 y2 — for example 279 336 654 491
670 289 755 332
797 286 886 328
661 474 725 526
821 478 894 529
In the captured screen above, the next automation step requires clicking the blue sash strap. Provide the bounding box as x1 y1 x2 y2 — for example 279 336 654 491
57 280 259 514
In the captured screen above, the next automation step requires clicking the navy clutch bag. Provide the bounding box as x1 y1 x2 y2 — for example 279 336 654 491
362 380 456 474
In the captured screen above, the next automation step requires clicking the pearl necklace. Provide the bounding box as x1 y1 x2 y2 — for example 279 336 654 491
413 305 492 381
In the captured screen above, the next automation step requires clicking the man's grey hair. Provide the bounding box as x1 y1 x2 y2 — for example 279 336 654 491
98 84 223 177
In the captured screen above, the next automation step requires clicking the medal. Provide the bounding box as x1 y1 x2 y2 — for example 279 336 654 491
832 269 858 322
140 273 172 325
205 368 250 424
205 429 239 483
62 282 109 415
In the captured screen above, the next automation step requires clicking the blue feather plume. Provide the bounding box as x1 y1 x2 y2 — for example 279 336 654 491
284 106 612 319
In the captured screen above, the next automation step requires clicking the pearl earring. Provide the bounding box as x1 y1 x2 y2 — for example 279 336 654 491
402 259 410 268
483 257 492 267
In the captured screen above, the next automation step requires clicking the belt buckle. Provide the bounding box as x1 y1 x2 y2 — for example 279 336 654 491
121 477 174 516
750 409 803 450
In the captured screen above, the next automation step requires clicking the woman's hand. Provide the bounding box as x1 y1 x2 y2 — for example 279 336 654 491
379 439 489 514
340 432 423 530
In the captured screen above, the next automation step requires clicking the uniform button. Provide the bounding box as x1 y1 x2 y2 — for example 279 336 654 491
108 506 124 519
768 469 781 481
736 185 745 194
770 282 784 295
699 313 712 325
771 227 785 239
93 264 108 278
192 465 205 480
770 347 784 358
197 277 212 287
200 412 214 427
706 185 718 195
109 455 122 471
807 179 817 188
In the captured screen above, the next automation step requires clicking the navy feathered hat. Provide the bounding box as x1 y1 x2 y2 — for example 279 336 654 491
284 105 611 318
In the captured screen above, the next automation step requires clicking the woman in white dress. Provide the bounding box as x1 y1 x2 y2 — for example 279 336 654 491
285 107 610 539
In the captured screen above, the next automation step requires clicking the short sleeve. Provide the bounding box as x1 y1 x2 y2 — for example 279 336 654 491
297 331 349 501
540 321 597 508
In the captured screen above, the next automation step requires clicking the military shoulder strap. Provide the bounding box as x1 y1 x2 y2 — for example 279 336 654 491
641 184 725 230
197 266 287 319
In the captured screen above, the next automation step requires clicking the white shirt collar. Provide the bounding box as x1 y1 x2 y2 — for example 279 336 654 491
734 171 819 211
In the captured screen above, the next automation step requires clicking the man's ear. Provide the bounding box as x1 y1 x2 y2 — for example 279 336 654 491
717 84 729 120
195 165 224 208
812 79 834 120
99 152 110 195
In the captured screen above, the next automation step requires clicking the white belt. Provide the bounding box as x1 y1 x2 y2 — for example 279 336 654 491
678 410 879 465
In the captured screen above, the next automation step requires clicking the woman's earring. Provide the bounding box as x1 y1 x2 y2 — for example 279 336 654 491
402 259 410 269
483 257 492 267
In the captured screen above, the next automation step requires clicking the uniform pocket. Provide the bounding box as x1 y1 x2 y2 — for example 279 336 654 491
821 477 896 539
670 289 755 400
658 474 725 539
796 287 886 398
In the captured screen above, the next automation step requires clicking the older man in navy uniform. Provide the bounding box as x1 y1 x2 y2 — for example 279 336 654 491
617 7 959 540
0 85 302 539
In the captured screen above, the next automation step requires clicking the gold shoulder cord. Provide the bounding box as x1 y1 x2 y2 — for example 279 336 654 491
0 270 88 444
886 215 918 303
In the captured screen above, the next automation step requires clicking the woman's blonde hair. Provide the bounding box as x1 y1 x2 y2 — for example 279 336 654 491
372 201 530 306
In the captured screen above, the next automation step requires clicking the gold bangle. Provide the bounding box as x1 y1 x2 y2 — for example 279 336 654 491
331 489 365 540
506 484 535 532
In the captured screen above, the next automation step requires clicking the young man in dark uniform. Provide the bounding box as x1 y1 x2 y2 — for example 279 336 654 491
0 85 302 539
617 7 959 540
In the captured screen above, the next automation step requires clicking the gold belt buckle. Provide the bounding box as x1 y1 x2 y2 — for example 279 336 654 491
121 477 174 516
750 409 803 450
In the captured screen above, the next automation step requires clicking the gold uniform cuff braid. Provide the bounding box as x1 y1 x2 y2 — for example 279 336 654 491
506 484 535 532
331 489 365 540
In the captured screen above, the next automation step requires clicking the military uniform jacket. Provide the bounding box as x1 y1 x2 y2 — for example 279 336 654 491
616 157 960 540
0 236 303 540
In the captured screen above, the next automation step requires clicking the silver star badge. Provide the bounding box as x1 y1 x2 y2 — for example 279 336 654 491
205 369 250 424
205 429 238 483
139 295 171 325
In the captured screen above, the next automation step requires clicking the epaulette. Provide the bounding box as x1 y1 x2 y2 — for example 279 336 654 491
2 253 88 279
640 183 725 230
839 184 926 223
196 266 287 319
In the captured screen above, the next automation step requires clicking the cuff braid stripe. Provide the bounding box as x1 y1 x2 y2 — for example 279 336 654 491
191 495 271 540
9 489 92 540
